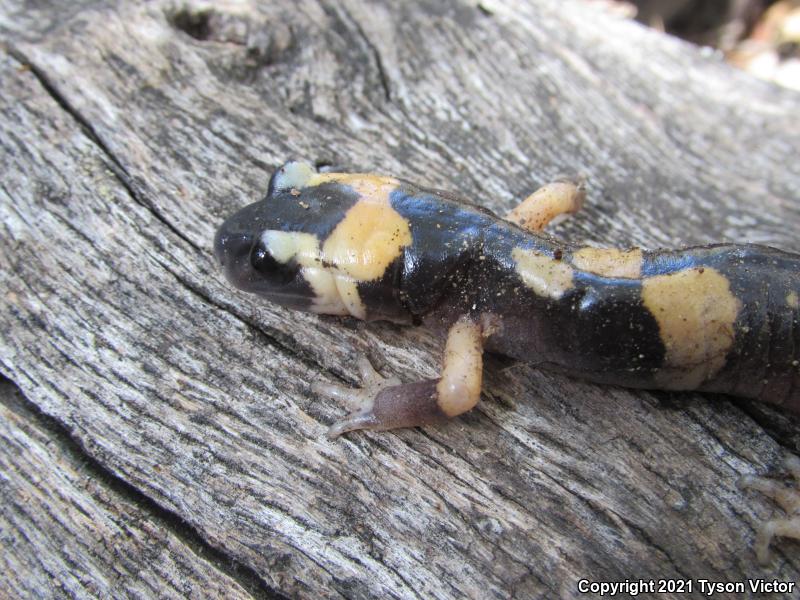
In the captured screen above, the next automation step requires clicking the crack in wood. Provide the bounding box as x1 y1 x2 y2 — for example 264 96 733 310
0 374 288 600
341 5 393 103
5 46 202 254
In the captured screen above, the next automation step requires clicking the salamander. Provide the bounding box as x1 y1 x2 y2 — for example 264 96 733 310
215 160 800 432
214 160 800 559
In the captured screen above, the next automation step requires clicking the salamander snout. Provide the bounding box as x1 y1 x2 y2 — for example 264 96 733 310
213 224 255 290
214 199 315 309
214 197 274 292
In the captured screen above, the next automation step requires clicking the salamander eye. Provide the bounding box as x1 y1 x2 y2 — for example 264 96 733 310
250 241 299 284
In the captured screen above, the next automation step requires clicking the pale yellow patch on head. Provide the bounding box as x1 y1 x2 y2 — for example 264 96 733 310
572 247 643 279
437 319 484 417
260 230 357 316
302 268 351 316
261 230 318 264
788 291 799 309
272 162 316 192
642 267 741 389
331 274 367 320
320 175 412 282
512 247 575 300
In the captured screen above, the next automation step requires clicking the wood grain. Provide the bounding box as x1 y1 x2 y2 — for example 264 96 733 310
1 0 799 597
0 377 262 599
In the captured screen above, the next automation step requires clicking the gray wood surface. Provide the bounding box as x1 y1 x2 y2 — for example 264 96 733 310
1 0 799 597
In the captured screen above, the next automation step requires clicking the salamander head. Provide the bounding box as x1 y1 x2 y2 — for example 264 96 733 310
214 161 412 321
213 162 330 312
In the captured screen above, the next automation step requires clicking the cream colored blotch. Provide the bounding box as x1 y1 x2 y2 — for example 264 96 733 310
260 230 353 316
323 201 413 282
271 162 315 192
512 247 575 300
320 174 412 282
572 247 643 279
642 267 741 389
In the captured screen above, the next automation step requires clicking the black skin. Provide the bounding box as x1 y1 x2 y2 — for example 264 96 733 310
215 170 800 413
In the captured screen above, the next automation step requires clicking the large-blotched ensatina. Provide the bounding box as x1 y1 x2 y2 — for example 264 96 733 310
214 160 800 560
215 160 800 433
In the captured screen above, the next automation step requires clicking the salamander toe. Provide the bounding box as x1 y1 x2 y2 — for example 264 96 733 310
740 455 800 564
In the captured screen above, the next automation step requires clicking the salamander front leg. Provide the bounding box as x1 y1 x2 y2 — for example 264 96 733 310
740 455 800 564
315 318 484 438
506 179 585 233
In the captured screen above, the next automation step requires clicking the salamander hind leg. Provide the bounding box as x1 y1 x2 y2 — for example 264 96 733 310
739 455 800 564
316 318 484 438
505 178 585 233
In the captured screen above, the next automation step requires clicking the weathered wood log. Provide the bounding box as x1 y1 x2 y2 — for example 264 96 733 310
0 377 260 599
1 0 799 597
